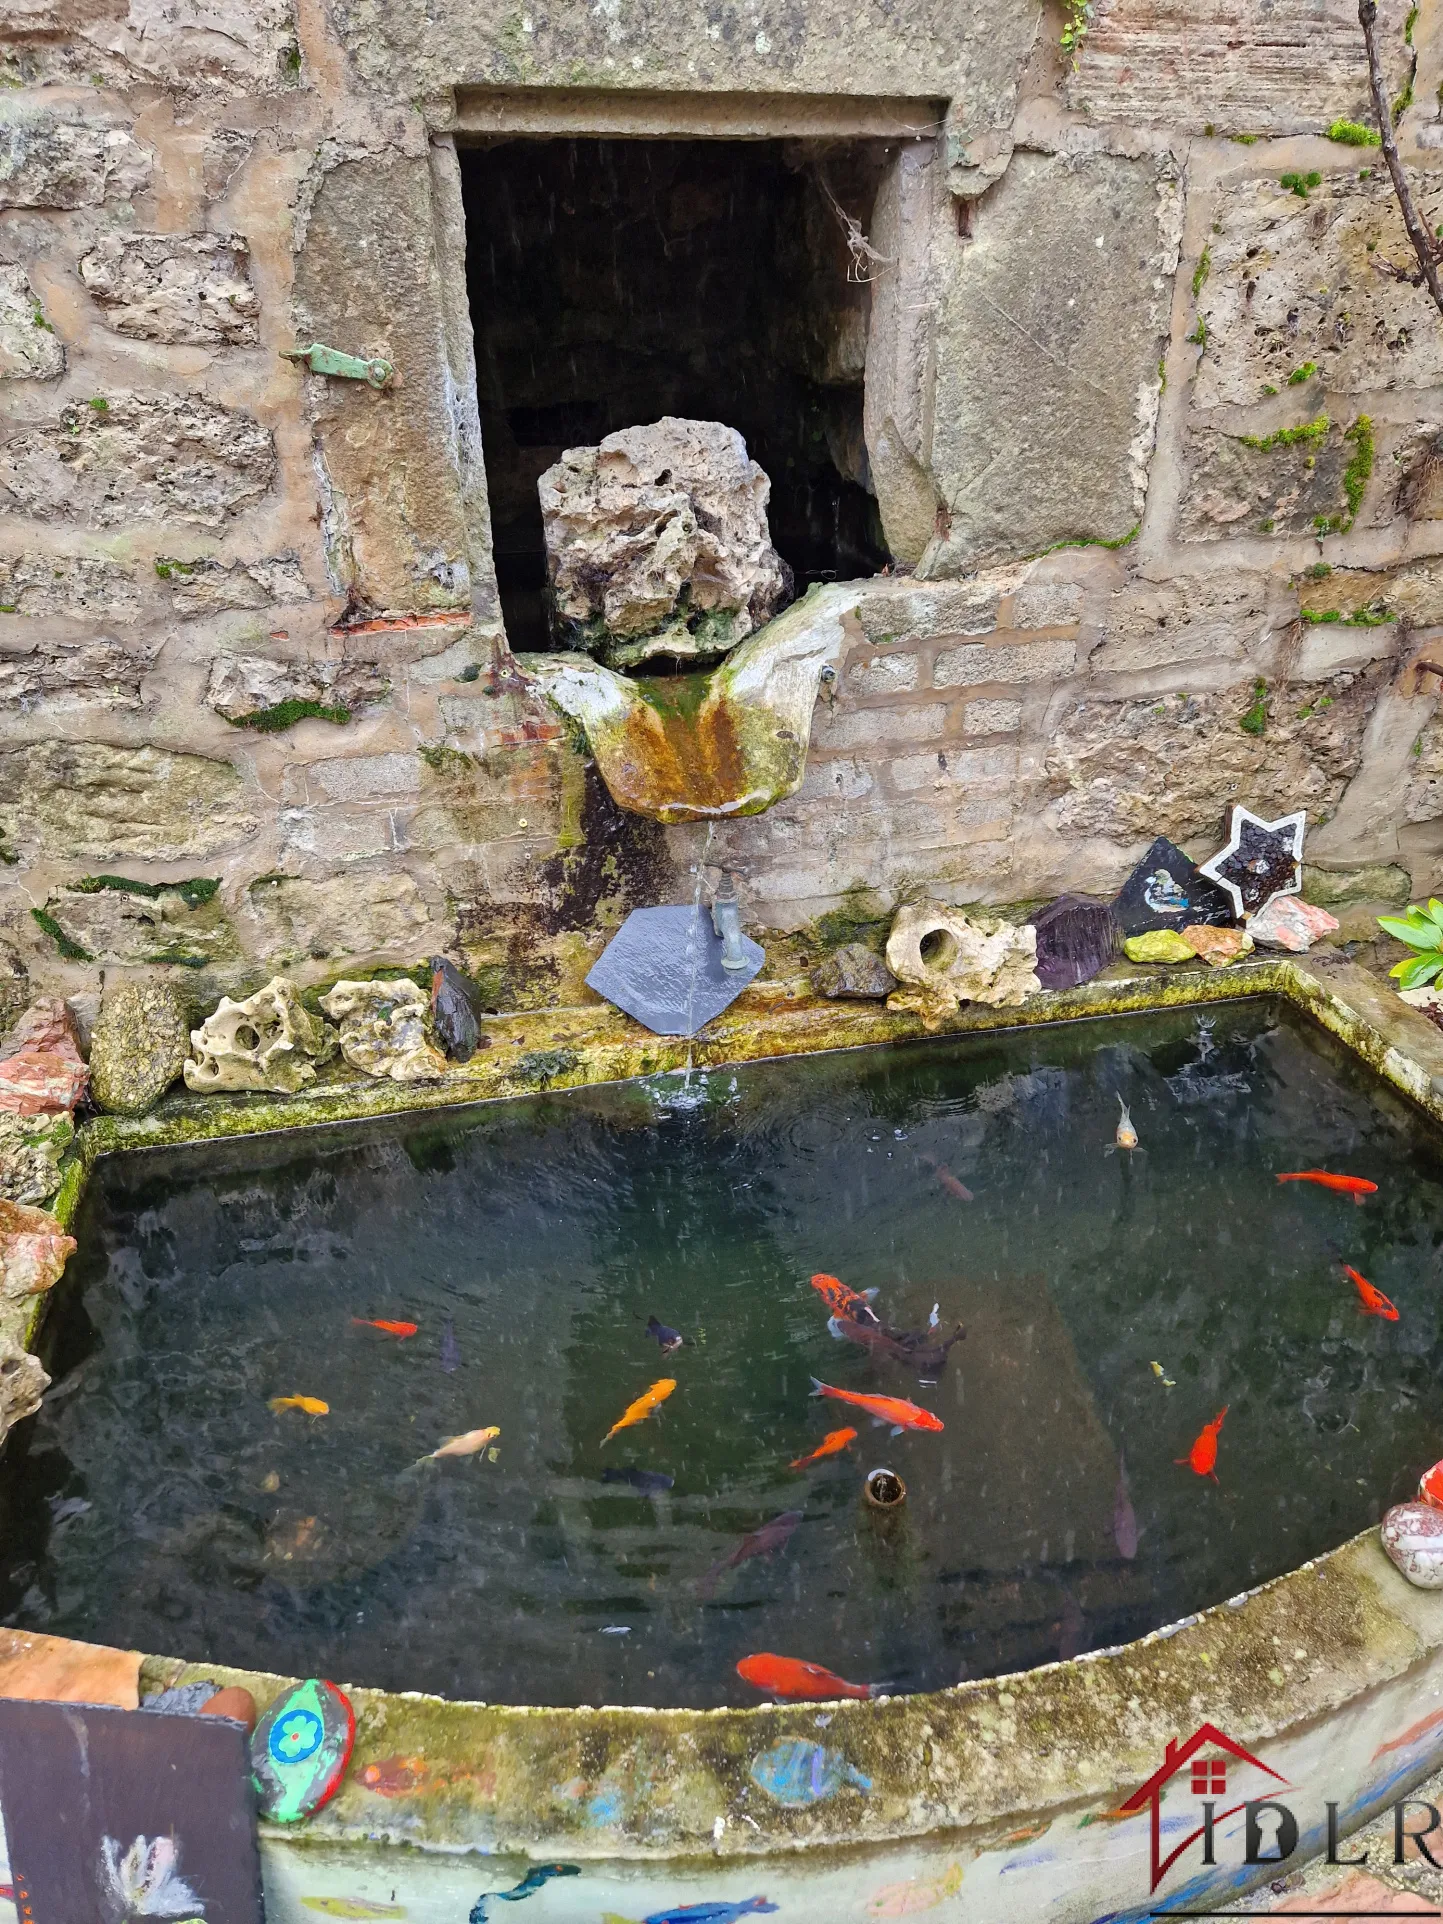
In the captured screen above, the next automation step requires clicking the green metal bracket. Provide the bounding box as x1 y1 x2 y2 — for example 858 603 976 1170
281 342 394 389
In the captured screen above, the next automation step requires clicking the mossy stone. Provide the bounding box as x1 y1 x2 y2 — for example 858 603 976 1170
89 982 189 1116
1124 929 1198 964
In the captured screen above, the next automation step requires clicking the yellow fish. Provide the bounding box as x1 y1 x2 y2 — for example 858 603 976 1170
301 1902 406 1920
415 1424 500 1466
269 1395 329 1416
1115 1096 1139 1151
601 1378 676 1446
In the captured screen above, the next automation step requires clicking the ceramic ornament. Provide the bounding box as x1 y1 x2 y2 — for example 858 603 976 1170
1111 836 1235 937
250 1677 355 1822
1198 806 1306 920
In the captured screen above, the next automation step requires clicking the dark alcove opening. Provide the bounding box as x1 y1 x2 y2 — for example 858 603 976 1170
459 136 894 654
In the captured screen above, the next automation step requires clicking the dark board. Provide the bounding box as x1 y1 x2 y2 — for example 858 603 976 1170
0 1699 263 1923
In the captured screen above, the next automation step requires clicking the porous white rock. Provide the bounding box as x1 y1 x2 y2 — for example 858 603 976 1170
539 417 792 669
885 902 1040 1029
183 977 337 1095
318 979 446 1082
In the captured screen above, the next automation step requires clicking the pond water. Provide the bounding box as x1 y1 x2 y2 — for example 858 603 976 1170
5 1001 1443 1709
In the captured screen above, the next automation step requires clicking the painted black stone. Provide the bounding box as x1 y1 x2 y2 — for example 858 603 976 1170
586 905 764 1036
1111 836 1235 936
1198 806 1306 919
1030 894 1120 990
429 955 484 1061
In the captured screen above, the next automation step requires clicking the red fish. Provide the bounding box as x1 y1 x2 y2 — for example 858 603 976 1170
736 1653 876 1701
1276 1171 1378 1204
789 1427 857 1470
1343 1265 1398 1321
352 1318 419 1338
809 1377 943 1434
1419 1458 1443 1510
1176 1407 1228 1481
919 1153 974 1201
809 1273 880 1327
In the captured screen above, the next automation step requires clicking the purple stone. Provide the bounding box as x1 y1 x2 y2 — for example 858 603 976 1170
1031 894 1120 991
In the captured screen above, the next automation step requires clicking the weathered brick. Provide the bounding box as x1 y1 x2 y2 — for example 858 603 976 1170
890 746 1018 792
964 699 1023 734
820 703 948 749
796 757 875 802
934 638 1077 687
847 651 920 695
291 753 421 805
279 805 401 862
1011 582 1083 630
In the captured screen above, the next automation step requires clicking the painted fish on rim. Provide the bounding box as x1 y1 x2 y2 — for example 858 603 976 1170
748 1739 871 1807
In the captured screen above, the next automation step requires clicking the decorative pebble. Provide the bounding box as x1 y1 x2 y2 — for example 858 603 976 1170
1180 924 1254 968
1380 1502 1443 1588
89 980 189 1116
1247 895 1339 953
250 1677 355 1823
1123 929 1196 964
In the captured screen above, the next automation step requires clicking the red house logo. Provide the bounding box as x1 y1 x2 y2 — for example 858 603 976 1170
1116 1722 1290 1893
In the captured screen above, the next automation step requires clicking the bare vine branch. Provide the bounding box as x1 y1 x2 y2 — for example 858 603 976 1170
1360 0 1443 317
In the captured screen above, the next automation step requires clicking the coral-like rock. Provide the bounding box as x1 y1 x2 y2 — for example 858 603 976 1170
184 978 337 1095
0 999 88 1118
1247 895 1339 952
89 982 189 1116
1382 1502 1443 1589
810 944 897 1000
0 1343 49 1448
539 417 792 668
319 979 447 1082
0 1198 75 1301
885 903 1039 1030
0 1114 73 1206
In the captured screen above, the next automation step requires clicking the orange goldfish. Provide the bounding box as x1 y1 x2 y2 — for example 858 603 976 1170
789 1427 857 1470
1276 1171 1378 1203
809 1274 880 1324
415 1424 500 1465
809 1378 943 1434
736 1653 876 1701
1419 1457 1443 1509
601 1379 675 1446
269 1395 329 1416
1176 1407 1228 1481
1343 1264 1398 1321
352 1318 418 1338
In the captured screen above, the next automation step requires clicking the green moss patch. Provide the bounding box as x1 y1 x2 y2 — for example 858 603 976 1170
30 908 92 962
73 875 220 909
1239 678 1269 737
227 699 351 733
1327 119 1380 146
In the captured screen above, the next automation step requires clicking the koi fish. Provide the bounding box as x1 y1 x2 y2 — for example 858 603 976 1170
352 1318 418 1338
601 1466 674 1495
645 1315 684 1354
736 1653 876 1701
809 1377 944 1434
789 1427 857 1470
415 1425 500 1465
1276 1170 1378 1203
1420 1457 1443 1509
934 1165 974 1202
601 1378 675 1445
1115 1097 1138 1151
1176 1407 1228 1481
269 1395 329 1416
699 1510 802 1599
1343 1264 1398 1320
810 1273 881 1326
1150 1360 1177 1387
828 1315 965 1377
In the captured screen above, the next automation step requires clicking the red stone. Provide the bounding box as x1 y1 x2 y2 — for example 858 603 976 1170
0 999 88 1117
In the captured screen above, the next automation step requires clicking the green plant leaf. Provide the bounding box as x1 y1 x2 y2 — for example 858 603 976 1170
1428 898 1443 929
1395 953 1443 987
1378 914 1441 949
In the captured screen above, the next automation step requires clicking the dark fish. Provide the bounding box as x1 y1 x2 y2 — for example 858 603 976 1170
699 1510 802 1600
828 1314 965 1378
470 1865 580 1924
440 1318 460 1374
643 1903 777 1924
1113 1451 1139 1560
601 1467 675 1496
646 1315 684 1354
429 955 485 1063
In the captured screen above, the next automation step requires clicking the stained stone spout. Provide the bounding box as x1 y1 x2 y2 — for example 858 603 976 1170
518 582 860 824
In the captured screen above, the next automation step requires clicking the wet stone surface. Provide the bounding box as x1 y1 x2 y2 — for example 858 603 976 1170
5 1002 1443 1709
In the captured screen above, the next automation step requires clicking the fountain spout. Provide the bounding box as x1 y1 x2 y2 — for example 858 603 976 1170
710 872 747 972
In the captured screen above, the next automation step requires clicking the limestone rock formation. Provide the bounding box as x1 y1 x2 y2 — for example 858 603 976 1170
78 233 259 346
0 742 258 862
885 903 1040 1028
319 979 447 1082
0 1000 88 1117
89 982 190 1115
184 978 337 1095
0 1344 49 1448
0 264 65 380
810 944 897 1000
0 1114 72 1206
538 417 792 669
205 652 387 723
0 1198 75 1301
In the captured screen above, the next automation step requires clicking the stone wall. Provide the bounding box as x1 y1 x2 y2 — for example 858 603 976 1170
3 0 1442 1015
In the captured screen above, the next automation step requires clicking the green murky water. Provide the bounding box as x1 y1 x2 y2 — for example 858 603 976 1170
5 1001 1443 1708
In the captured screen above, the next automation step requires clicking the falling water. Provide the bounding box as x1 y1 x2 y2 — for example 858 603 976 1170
681 821 717 1084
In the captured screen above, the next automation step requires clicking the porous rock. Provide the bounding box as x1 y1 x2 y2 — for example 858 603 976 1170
0 1113 73 1206
0 1198 75 1300
39 886 237 971
885 903 1039 1029
0 1343 48 1447
811 943 897 1000
0 742 257 862
319 979 447 1082
205 651 386 723
1179 924 1254 968
1 391 276 529
0 554 141 621
0 264 64 380
88 981 189 1116
0 632 166 710
1247 895 1339 952
539 417 792 669
184 977 337 1095
0 999 88 1118
78 233 258 347
0 101 151 210
241 871 436 966
169 557 310 617
1382 1502 1443 1589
